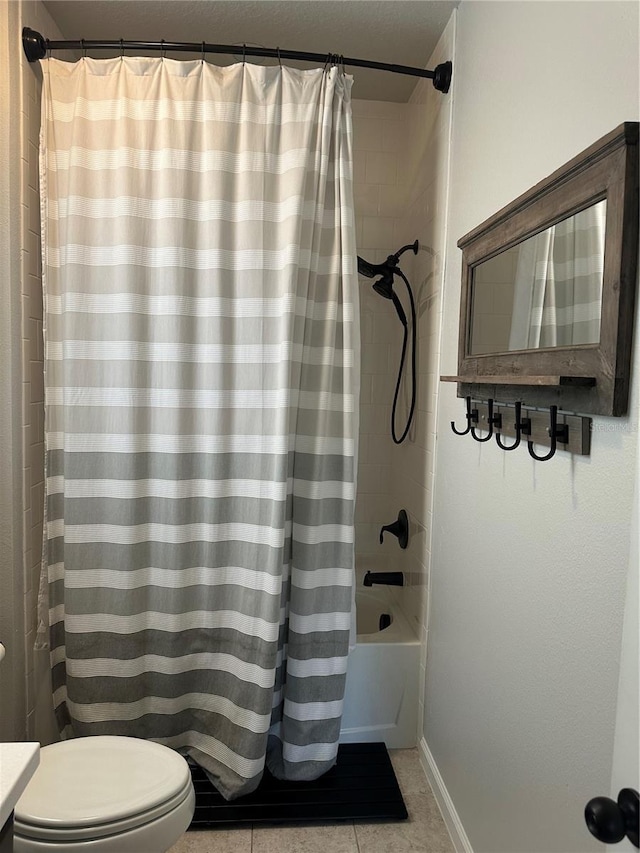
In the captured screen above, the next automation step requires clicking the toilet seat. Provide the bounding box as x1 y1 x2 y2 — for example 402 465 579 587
14 736 194 845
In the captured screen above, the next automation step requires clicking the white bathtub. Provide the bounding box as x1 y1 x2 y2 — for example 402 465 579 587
340 588 420 749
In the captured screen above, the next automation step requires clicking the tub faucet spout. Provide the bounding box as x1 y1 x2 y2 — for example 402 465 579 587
363 571 404 587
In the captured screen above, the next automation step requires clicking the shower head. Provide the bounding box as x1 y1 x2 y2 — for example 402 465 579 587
372 274 394 300
358 241 418 326
372 276 407 326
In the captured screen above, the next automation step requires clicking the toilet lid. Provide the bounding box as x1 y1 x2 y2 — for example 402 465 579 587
15 736 191 829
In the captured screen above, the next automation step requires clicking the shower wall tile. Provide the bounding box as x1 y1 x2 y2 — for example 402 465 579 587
364 150 398 186
381 120 406 154
371 374 394 406
352 99 410 561
378 183 407 219
354 184 380 217
361 215 396 250
352 156 366 187
387 20 455 747
359 374 373 406
361 341 390 376
351 100 406 121
354 116 384 151
353 215 364 251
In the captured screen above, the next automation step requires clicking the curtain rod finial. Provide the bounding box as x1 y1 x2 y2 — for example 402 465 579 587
433 61 452 93
23 27 47 62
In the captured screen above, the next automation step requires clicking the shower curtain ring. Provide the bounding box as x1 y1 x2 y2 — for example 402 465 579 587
161 39 165 60
276 46 282 67
80 39 86 59
201 41 205 63
242 43 246 65
120 38 124 58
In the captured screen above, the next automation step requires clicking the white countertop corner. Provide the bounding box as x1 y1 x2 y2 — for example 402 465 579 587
0 742 40 828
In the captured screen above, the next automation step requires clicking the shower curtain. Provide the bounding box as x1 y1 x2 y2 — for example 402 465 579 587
508 201 606 350
39 55 359 800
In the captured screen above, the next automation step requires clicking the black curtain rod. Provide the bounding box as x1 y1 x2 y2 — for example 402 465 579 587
22 27 452 93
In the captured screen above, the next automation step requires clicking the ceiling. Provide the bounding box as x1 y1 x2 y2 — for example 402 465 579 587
42 1 458 102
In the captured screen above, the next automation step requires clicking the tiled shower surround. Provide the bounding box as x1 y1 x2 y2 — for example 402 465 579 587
17 1 454 752
352 21 454 744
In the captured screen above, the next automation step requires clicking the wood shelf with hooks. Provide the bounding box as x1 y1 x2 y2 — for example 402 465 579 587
472 401 591 456
440 375 596 387
449 398 592 459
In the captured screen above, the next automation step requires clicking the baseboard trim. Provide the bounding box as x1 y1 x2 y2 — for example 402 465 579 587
419 737 474 853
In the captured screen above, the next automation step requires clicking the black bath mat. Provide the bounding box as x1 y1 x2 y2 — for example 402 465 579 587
188 742 408 826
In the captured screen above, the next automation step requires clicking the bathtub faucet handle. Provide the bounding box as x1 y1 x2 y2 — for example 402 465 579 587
379 509 409 549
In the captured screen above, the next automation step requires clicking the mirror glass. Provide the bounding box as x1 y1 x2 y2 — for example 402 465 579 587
468 200 607 355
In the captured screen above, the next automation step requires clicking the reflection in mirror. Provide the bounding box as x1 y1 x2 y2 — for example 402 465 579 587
469 200 607 355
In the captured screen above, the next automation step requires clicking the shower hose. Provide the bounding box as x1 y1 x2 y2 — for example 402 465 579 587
391 268 417 444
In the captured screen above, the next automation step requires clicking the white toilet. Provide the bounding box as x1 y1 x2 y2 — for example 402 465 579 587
13 736 196 853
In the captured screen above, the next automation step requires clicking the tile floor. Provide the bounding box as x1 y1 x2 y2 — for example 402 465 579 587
168 748 455 853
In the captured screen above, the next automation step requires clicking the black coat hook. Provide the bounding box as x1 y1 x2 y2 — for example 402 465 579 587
527 405 569 461
496 401 525 451
451 396 479 436
471 398 495 442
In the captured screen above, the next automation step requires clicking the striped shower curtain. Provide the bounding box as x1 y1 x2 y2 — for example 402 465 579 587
508 200 606 350
38 56 358 800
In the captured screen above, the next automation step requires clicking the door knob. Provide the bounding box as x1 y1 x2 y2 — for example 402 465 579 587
584 788 639 847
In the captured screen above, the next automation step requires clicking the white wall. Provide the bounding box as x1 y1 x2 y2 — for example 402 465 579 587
425 3 639 852
609 428 639 853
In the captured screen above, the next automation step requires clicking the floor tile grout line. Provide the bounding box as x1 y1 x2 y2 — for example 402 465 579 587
353 818 362 853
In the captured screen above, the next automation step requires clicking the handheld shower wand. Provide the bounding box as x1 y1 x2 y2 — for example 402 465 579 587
369 273 407 327
357 241 418 444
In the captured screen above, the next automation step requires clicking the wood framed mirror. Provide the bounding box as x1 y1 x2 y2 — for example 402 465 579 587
444 122 638 416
